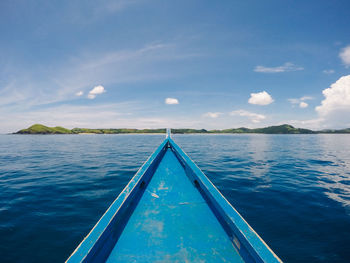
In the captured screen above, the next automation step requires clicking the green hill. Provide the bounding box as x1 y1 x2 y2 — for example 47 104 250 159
209 125 314 134
318 128 350 134
14 124 350 134
70 128 166 134
16 124 73 134
251 124 315 134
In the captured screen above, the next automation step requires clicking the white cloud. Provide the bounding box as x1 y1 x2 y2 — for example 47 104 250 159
288 96 313 108
299 102 308 108
248 91 274 105
286 76 350 129
0 102 211 133
323 69 335 74
203 112 222 118
88 85 105 99
0 43 204 132
254 62 304 73
76 91 84 96
315 75 350 125
0 43 197 109
165 98 179 105
339 45 350 67
230 110 266 123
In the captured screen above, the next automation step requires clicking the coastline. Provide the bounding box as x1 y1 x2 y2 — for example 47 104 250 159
13 124 350 135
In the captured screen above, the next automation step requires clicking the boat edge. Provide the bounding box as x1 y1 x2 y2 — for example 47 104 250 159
66 138 169 263
168 137 282 263
66 133 282 263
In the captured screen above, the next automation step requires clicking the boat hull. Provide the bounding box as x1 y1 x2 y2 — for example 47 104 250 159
67 138 281 263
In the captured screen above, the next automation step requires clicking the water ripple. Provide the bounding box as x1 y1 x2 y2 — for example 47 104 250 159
1 134 350 262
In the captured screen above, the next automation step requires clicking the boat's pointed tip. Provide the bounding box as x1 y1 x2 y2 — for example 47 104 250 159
166 128 171 138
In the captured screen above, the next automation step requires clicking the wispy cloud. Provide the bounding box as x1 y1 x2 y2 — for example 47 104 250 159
248 91 274 105
203 112 222 118
0 81 28 107
288 96 313 108
323 69 335 74
0 102 132 133
0 102 209 133
230 110 266 123
281 118 324 130
254 62 304 73
98 0 142 14
61 0 145 25
0 40 204 132
165 98 179 105
1 43 197 109
339 45 350 67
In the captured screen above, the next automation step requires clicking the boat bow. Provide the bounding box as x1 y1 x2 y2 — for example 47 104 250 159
67 133 281 263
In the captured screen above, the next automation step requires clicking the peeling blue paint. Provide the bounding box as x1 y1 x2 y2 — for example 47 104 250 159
66 136 282 263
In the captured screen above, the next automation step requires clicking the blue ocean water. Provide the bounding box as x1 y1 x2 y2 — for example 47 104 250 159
0 134 350 262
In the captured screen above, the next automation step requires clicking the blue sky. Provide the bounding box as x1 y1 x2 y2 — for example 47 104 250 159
1 0 350 132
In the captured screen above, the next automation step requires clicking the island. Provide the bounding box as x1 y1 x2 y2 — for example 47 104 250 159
14 124 350 134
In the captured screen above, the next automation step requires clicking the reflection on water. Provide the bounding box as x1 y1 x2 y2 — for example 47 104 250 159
1 134 350 262
246 135 272 190
314 135 350 209
174 134 350 262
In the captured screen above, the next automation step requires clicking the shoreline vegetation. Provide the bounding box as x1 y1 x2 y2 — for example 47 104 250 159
14 124 350 135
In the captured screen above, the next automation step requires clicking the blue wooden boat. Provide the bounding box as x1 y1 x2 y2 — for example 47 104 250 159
67 130 282 262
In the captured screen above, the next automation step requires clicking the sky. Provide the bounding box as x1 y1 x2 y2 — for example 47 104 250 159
1 0 350 133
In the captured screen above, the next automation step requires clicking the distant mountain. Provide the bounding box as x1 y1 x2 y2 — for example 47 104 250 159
16 124 73 134
70 128 166 134
209 124 315 134
15 125 166 134
14 124 350 134
318 128 350 134
245 124 315 134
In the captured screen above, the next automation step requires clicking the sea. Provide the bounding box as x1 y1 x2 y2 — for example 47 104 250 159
0 134 350 262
